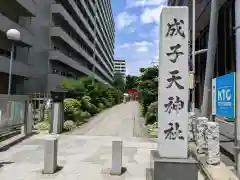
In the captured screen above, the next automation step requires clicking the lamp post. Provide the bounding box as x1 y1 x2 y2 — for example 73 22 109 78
6 29 20 95
92 0 97 85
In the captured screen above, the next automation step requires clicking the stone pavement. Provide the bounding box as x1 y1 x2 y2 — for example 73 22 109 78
0 102 206 179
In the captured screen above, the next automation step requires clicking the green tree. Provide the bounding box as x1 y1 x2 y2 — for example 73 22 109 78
113 73 125 92
125 75 139 91
138 66 158 124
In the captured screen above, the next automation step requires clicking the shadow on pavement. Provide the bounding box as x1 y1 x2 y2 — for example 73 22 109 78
0 161 14 169
0 132 38 152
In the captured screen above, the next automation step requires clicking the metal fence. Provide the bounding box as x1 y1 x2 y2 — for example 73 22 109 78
29 92 52 122
0 95 29 132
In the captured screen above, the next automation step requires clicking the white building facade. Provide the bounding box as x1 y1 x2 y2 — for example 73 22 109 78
113 59 126 76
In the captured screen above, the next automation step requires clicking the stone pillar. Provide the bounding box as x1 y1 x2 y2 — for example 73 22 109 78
206 122 220 165
111 140 123 175
196 117 208 154
43 136 58 174
21 102 33 136
51 103 64 134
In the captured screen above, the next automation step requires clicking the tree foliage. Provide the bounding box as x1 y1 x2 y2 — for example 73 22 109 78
60 76 123 127
125 75 139 91
113 73 125 92
137 66 158 124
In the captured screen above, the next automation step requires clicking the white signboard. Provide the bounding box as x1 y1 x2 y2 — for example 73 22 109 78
158 7 189 159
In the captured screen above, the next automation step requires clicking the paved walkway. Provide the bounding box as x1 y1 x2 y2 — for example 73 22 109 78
0 102 205 179
69 101 142 137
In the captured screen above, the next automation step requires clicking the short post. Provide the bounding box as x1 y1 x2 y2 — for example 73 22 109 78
21 102 33 136
50 89 67 134
206 122 220 165
111 140 122 175
196 117 208 154
43 136 58 174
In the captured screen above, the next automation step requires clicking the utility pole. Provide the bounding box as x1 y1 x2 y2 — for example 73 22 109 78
191 0 196 113
234 0 240 175
201 0 220 117
92 0 97 85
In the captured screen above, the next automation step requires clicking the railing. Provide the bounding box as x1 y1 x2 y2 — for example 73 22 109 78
0 95 28 132
29 92 51 122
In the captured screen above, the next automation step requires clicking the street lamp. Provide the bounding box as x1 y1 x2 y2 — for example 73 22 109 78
6 29 20 95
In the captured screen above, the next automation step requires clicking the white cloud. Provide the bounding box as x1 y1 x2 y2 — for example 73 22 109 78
127 0 167 8
115 40 157 75
116 12 137 30
119 41 153 52
140 5 164 24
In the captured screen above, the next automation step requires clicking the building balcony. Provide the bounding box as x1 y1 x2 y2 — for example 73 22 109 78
0 0 36 17
49 50 108 84
49 50 92 77
47 73 69 91
0 55 30 78
0 14 34 47
51 3 113 77
17 0 36 16
50 26 113 82
47 71 106 92
51 3 93 50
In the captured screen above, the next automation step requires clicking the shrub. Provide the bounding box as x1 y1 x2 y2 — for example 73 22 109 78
97 102 105 111
101 97 111 108
34 121 50 131
81 96 99 115
64 120 76 131
73 110 91 123
64 98 81 121
145 101 158 125
64 98 81 113
60 77 124 125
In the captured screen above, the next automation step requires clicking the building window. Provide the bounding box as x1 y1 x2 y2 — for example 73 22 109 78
216 0 235 76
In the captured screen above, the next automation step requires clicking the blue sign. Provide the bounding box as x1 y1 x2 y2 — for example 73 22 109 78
213 72 235 119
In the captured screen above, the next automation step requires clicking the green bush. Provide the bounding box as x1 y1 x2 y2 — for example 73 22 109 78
34 121 50 131
97 102 105 111
60 76 124 125
101 97 111 108
145 101 158 124
64 98 81 121
73 110 91 124
64 120 76 131
138 66 158 124
81 96 99 115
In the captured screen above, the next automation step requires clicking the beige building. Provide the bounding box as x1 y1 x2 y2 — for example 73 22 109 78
113 59 126 76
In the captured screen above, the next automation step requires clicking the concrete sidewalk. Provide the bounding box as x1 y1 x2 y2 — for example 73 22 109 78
0 135 157 180
0 102 206 179
189 142 239 180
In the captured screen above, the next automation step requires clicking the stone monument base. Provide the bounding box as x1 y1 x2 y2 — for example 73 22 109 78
146 150 199 180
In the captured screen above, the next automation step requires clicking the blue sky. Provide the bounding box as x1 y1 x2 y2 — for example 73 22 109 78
112 0 167 75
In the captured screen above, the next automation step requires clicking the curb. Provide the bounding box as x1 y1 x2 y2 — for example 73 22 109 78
189 143 239 180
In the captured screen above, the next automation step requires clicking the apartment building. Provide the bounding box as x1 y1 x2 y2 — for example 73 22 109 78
113 59 126 76
168 0 236 109
0 0 115 94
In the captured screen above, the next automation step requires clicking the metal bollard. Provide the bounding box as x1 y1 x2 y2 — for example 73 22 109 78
111 140 123 175
196 117 208 154
206 122 220 165
43 136 58 174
